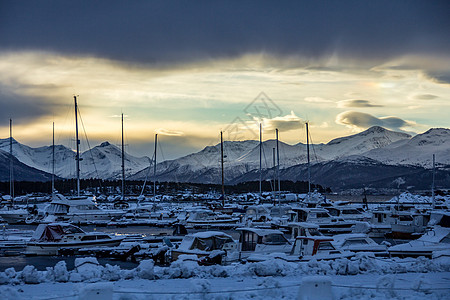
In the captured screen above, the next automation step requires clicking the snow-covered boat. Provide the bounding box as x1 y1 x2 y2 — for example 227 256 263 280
289 236 354 261
0 207 30 224
370 209 429 239
0 227 34 256
388 226 450 258
246 235 354 262
170 231 237 262
237 227 292 259
185 209 240 228
287 222 323 240
25 223 124 255
325 206 370 222
41 194 125 224
289 207 355 234
331 233 388 256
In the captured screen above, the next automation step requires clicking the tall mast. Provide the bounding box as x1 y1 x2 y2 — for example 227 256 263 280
153 133 158 202
52 122 55 196
432 154 435 209
121 113 125 201
74 96 80 197
9 119 14 206
220 131 225 206
306 122 311 200
276 128 280 205
272 148 276 205
259 123 262 198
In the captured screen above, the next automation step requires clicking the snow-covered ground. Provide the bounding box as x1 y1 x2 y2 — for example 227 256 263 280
1 254 449 299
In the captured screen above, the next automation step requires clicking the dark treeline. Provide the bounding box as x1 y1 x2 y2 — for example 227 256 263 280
0 179 330 196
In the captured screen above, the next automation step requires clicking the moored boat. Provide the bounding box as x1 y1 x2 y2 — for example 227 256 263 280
25 223 124 255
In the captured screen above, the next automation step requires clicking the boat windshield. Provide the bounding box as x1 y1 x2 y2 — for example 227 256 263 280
309 228 322 236
262 234 288 245
318 241 335 250
61 225 84 234
343 239 368 246
191 236 233 251
441 234 450 244
342 209 362 215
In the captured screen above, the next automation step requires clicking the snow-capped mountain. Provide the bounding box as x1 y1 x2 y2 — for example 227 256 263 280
0 149 54 182
130 126 417 183
362 128 450 167
2 126 448 190
0 138 76 177
79 142 151 179
314 126 412 160
0 139 150 180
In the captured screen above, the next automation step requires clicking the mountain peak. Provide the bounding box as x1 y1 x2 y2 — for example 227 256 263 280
421 128 449 136
365 126 386 134
99 141 111 147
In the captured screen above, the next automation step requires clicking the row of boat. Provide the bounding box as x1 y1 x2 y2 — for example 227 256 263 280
1 192 449 262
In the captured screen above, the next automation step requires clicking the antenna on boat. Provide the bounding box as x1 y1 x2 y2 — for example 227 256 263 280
220 131 225 206
259 123 262 199
121 113 125 201
9 118 14 207
153 133 158 202
74 96 81 197
432 154 435 209
306 122 311 201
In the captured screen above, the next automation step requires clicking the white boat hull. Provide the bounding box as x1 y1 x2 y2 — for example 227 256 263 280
25 237 123 256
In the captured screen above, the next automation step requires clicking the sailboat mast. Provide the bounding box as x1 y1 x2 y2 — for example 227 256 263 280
74 96 80 197
306 122 311 199
272 148 276 205
220 131 225 206
121 113 125 201
259 123 262 198
432 154 435 209
52 122 55 196
9 119 14 206
153 133 158 202
276 128 280 205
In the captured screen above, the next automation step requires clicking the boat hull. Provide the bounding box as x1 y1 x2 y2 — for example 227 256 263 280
25 238 123 256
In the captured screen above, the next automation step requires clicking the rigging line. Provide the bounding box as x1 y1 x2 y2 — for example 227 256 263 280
77 107 101 182
308 128 319 162
157 138 165 162
140 152 155 196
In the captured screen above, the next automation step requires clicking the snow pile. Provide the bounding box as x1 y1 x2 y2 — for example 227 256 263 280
1 254 449 285
387 192 431 204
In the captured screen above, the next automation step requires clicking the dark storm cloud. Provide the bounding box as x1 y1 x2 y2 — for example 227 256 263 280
426 72 450 85
0 89 49 124
336 111 413 131
1 0 449 65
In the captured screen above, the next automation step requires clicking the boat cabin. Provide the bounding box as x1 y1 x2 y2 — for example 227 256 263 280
30 223 85 242
331 233 388 255
326 207 368 221
287 222 322 240
171 231 236 261
237 228 291 254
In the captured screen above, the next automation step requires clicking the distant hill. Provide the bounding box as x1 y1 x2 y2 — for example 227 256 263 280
1 126 449 192
0 150 54 182
0 139 150 180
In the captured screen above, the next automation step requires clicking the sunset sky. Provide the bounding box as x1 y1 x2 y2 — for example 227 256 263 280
1 1 449 159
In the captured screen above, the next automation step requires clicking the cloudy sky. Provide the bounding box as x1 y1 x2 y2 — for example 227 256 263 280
1 0 449 159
